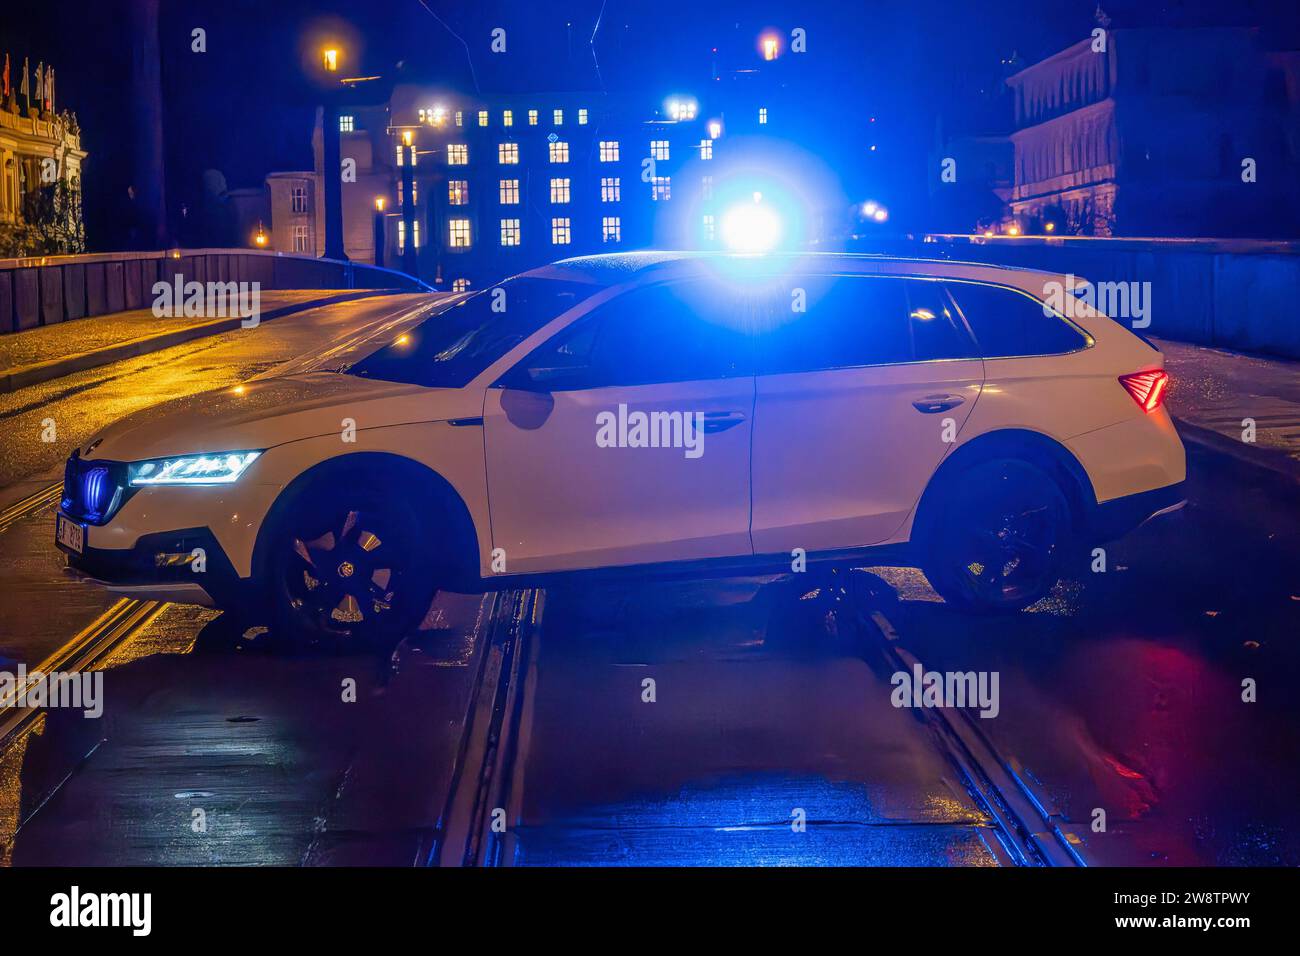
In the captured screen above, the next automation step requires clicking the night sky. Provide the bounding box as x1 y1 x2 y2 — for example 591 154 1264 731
3 0 1297 247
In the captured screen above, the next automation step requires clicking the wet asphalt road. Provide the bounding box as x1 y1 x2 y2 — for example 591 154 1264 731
1 298 1298 866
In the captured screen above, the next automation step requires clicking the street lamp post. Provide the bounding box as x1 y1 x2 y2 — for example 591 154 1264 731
373 197 386 268
321 47 348 261
400 129 417 278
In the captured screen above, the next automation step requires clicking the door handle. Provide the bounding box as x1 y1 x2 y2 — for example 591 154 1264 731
911 394 965 414
701 410 746 433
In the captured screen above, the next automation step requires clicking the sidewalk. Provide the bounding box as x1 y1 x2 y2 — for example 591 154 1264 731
0 288 402 392
1155 336 1300 480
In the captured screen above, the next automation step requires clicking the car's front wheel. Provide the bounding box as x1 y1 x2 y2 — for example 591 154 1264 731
922 459 1071 613
268 487 438 649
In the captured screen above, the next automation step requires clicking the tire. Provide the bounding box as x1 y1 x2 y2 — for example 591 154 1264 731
921 458 1070 613
267 482 440 650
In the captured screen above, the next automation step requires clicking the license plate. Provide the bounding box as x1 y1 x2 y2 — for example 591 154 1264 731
56 514 85 554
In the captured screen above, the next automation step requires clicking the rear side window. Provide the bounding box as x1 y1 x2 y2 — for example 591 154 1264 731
755 275 977 374
946 281 1087 358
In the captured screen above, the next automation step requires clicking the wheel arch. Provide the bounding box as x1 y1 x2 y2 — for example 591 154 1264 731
911 428 1098 549
249 452 482 593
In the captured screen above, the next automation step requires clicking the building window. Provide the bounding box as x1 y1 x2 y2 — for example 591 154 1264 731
498 142 519 164
650 140 670 161
397 220 421 250
652 177 671 201
398 180 418 206
551 217 571 245
452 278 471 292
455 110 463 126
759 107 768 124
500 218 521 246
290 184 308 214
339 115 354 132
602 216 621 243
549 141 569 163
550 178 571 203
599 140 620 162
553 108 563 125
478 110 489 127
699 139 713 160
448 218 471 248
528 109 538 126
601 177 621 202
702 175 714 200
448 144 469 165
503 109 513 127
396 145 404 166
448 180 468 205
499 179 520 204
703 214 715 241
291 225 311 252
578 108 589 125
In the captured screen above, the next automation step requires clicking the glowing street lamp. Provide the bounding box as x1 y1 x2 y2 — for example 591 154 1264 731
253 222 268 247
722 193 781 252
708 119 722 140
762 35 779 61
375 196 386 212
322 48 339 72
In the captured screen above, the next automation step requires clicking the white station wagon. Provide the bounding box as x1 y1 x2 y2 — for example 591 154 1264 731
57 252 1186 644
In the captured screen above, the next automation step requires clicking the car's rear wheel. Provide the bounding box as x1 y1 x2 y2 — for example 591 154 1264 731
922 459 1070 613
269 486 438 650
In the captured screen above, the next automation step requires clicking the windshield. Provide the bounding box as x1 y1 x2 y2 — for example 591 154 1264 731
345 277 601 387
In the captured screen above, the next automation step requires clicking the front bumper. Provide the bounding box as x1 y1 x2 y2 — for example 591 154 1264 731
57 522 245 608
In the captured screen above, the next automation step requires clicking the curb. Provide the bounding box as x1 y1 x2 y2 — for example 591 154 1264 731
0 289 407 394
1173 416 1300 484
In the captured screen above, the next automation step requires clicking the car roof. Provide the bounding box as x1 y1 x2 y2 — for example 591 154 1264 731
520 250 1064 289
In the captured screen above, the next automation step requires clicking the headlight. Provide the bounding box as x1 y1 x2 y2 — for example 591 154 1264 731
128 451 262 486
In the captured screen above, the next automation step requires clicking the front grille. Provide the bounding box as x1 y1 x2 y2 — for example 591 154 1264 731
62 452 130 525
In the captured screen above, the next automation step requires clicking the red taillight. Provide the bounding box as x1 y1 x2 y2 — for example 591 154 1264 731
1119 370 1169 412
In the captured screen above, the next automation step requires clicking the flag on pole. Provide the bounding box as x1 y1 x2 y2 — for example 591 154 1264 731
2 54 10 100
47 66 54 113
20 57 29 107
34 63 43 111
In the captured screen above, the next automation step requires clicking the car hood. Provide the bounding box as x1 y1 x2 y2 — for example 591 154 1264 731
81 372 472 463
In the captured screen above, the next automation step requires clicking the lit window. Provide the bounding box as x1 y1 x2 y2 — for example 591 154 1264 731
702 175 714 200
650 140 670 161
500 219 521 246
397 180 418 206
602 216 621 243
290 184 308 214
448 180 468 205
455 110 463 126
703 214 715 241
503 109 513 127
651 176 671 201
292 225 311 252
551 217 571 245
668 100 697 121
759 107 768 124
499 179 520 204
447 144 469 165
498 142 519 164
601 177 621 202
553 108 564 125
578 108 588 125
397 221 421 250
528 109 538 126
452 278 471 292
430 106 447 127
549 141 570 163
478 110 489 127
418 109 426 122
699 139 713 160
599 140 620 162
339 115 354 132
448 218 471 248
396 145 404 166
550 178 571 203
